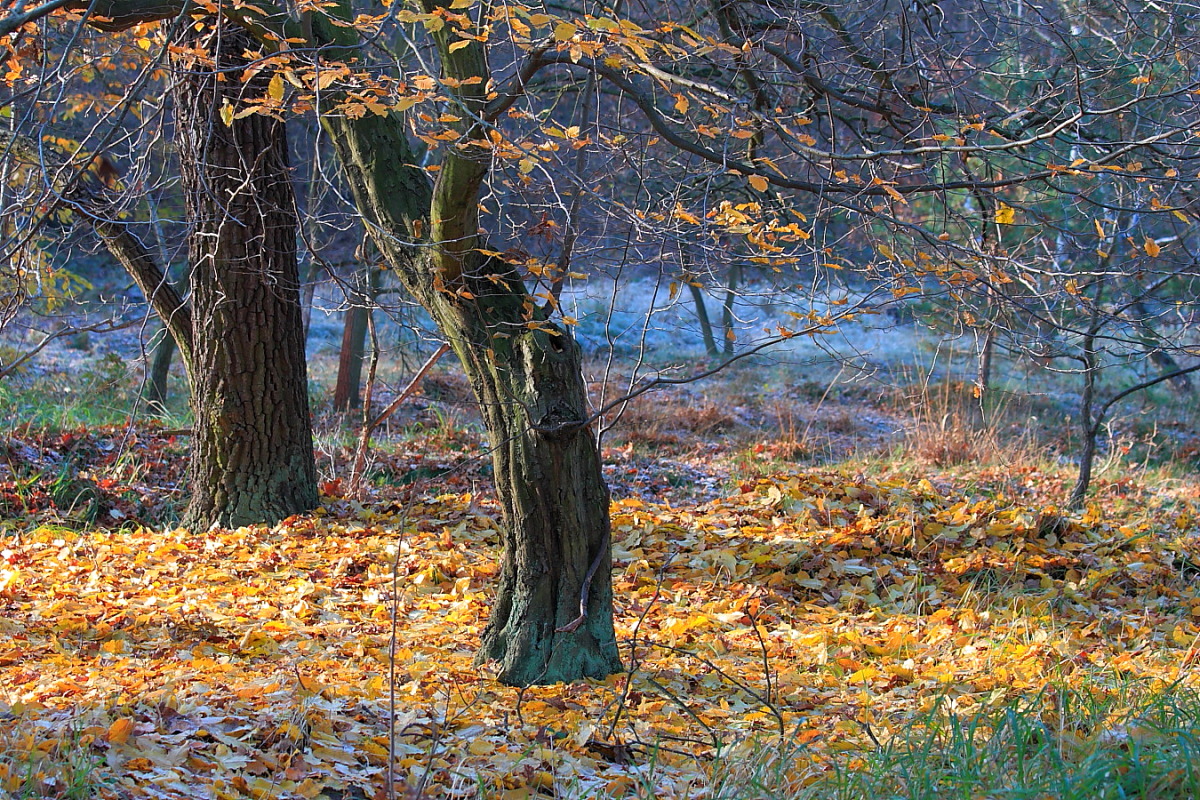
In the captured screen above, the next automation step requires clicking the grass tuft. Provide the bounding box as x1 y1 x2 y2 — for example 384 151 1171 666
683 682 1200 800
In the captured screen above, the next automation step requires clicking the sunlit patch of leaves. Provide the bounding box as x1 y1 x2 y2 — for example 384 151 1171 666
0 467 1198 798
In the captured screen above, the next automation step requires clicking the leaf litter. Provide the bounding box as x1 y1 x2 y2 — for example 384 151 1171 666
1 440 1199 798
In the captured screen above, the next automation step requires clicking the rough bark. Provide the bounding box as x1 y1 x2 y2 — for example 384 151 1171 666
435 295 620 685
173 22 317 528
324 108 621 685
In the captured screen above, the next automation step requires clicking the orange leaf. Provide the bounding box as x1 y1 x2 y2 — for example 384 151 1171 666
107 717 134 744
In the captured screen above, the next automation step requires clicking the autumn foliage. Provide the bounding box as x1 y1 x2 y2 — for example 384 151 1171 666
2 435 1198 797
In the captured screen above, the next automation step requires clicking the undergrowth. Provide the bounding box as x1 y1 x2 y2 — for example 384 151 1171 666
690 682 1200 800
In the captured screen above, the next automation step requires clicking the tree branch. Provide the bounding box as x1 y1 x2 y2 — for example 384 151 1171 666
0 0 75 36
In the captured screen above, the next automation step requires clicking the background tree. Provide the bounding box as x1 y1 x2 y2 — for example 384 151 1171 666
4 0 1200 686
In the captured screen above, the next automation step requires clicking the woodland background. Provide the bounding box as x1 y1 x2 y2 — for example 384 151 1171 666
2 0 1200 797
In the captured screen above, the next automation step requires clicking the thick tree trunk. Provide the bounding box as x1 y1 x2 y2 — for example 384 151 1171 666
446 309 619 684
173 22 317 528
422 277 620 685
325 111 621 684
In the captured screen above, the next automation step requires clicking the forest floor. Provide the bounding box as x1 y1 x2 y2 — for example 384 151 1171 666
1 321 1200 799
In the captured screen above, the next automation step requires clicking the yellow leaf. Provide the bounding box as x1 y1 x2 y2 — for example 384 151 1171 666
553 21 577 41
219 99 235 127
268 74 284 102
449 40 471 52
1144 237 1161 257
107 717 134 744
468 739 496 755
674 94 689 114
449 0 474 6
748 174 769 192
528 13 552 26
994 203 1016 224
518 158 535 174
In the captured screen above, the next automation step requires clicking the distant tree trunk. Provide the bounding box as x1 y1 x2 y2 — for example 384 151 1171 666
689 282 720 358
333 304 369 411
333 266 379 412
1068 303 1104 509
143 329 175 413
173 21 317 528
976 299 996 397
722 263 740 355
681 245 719 357
142 270 186 414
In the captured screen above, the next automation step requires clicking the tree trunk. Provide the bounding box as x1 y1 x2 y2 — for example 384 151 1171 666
974 322 995 427
333 266 379 412
416 266 621 686
143 327 175 413
452 309 619 685
333 304 369 411
681 245 719 358
324 109 621 684
722 263 740 355
173 21 317 528
689 283 720 358
1068 307 1103 510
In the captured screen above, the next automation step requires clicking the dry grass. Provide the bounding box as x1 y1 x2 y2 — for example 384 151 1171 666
603 390 744 448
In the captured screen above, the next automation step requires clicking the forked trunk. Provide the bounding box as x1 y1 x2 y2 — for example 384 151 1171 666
325 102 621 686
173 22 318 528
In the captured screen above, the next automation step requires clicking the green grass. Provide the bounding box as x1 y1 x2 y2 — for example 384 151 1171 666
0 353 188 431
682 682 1200 800
0 724 104 800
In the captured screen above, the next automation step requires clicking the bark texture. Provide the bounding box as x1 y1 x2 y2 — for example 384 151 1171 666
437 298 620 686
325 110 621 684
173 23 317 528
